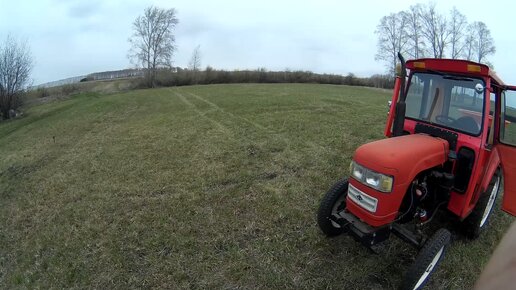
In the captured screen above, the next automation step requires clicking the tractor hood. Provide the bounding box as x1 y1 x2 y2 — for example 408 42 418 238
353 134 449 185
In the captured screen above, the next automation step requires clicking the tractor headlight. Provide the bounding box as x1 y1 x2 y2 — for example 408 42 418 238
350 161 365 180
350 161 393 193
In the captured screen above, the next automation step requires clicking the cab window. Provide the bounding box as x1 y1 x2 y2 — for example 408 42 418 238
406 72 485 135
501 90 516 145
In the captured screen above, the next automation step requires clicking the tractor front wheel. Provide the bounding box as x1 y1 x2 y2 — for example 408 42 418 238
401 228 451 290
317 179 349 236
462 169 502 239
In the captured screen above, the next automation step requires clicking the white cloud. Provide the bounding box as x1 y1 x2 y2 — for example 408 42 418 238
1 0 515 85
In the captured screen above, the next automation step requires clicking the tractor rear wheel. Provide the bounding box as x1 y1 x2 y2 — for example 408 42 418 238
462 169 501 239
401 228 451 290
317 179 349 236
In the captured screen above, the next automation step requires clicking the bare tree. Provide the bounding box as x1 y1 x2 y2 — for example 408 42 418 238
448 7 468 59
470 21 496 63
377 4 496 65
404 4 426 59
0 35 33 119
375 12 408 75
420 3 450 58
188 45 202 71
463 32 476 61
128 6 178 87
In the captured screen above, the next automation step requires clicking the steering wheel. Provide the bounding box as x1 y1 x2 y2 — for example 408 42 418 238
435 115 456 125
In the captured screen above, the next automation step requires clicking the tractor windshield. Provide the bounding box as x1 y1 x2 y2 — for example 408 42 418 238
405 72 485 135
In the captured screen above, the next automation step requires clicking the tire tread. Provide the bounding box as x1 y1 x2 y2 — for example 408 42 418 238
400 228 451 290
317 179 349 236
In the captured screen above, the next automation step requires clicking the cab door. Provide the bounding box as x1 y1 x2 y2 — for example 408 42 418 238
497 88 516 215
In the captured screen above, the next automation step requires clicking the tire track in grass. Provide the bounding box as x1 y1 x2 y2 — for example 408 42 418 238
186 91 269 131
177 88 331 154
174 91 234 139
47 98 149 177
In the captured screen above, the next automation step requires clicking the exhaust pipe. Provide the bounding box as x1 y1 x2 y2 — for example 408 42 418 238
392 52 407 137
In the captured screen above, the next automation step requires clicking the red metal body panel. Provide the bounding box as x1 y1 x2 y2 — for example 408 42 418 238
347 134 449 226
353 134 449 185
406 59 494 80
498 145 516 215
493 85 516 215
479 147 500 194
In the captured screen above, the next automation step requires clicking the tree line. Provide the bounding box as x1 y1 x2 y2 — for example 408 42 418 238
126 7 395 90
375 2 496 75
149 67 392 89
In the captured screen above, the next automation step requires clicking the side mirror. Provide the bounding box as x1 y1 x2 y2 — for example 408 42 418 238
475 83 484 94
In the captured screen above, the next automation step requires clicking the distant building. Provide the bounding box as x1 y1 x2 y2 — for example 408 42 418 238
86 69 145 81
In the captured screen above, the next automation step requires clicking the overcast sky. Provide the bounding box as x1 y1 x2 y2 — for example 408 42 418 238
1 0 516 85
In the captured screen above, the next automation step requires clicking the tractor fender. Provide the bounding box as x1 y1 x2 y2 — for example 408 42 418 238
459 147 501 220
479 147 500 196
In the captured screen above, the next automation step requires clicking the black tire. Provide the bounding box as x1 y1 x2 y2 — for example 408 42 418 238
317 179 349 236
400 228 451 290
462 169 502 239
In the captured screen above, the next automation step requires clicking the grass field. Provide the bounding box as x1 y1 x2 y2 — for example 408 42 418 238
0 83 513 289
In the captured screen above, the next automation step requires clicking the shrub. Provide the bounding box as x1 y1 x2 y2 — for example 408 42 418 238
36 87 50 98
60 84 79 95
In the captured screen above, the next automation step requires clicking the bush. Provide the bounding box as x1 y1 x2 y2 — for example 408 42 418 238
36 87 50 98
60 84 79 95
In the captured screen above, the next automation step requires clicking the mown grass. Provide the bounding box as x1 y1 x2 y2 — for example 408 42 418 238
0 83 513 289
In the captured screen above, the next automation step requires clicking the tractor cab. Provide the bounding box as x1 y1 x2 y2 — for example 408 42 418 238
392 58 516 218
317 54 516 289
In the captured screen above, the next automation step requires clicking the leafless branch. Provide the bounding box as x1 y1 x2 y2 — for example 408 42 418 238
375 12 408 75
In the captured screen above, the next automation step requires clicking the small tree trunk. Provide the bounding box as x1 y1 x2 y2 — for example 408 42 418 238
1 103 10 119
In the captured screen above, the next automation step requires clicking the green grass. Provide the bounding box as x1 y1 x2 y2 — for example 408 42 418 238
0 83 512 289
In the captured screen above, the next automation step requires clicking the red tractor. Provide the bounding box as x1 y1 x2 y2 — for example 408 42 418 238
317 53 516 289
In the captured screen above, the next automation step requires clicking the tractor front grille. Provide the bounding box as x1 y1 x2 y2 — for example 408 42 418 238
348 184 378 213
